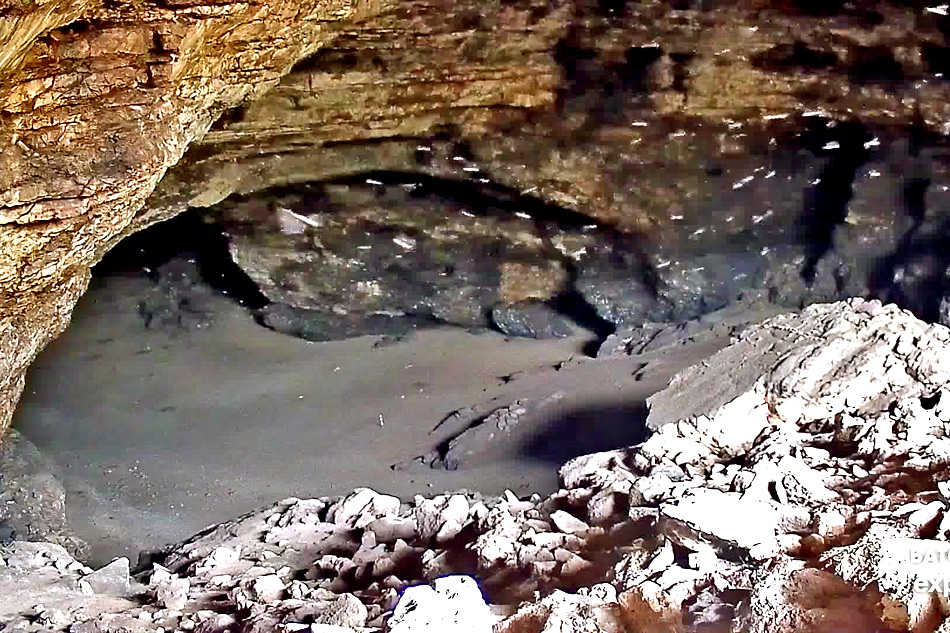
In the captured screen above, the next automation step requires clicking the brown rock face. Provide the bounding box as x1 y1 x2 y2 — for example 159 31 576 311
0 0 386 439
2 0 950 439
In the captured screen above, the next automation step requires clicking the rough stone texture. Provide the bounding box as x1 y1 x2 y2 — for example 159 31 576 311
203 178 614 334
0 428 87 557
6 300 950 630
0 0 387 440
3 0 950 437
130 0 950 342
388 576 495 633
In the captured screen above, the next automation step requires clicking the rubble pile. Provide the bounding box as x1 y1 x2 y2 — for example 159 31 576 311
4 299 950 632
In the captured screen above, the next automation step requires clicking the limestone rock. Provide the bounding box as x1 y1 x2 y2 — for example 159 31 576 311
7 301 950 631
330 489 401 529
388 575 495 633
83 557 131 596
549 510 589 536
496 588 628 633
0 0 385 443
150 565 190 611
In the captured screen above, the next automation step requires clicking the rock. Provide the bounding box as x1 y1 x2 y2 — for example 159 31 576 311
388 575 495 633
435 495 471 543
575 271 656 327
251 574 285 602
367 516 418 544
150 565 190 611
0 0 389 445
490 300 575 339
908 501 945 536
823 523 944 631
0 521 14 545
549 510 589 536
736 556 897 633
83 557 131 596
6 299 950 631
0 429 88 557
5 0 950 468
256 302 422 343
329 489 401 528
195 545 242 575
496 589 628 633
302 593 367 628
214 182 610 337
559 449 633 490
137 256 215 331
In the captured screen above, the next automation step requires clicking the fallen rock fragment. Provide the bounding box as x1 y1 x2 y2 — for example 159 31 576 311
83 557 131 596
388 575 495 633
151 565 190 611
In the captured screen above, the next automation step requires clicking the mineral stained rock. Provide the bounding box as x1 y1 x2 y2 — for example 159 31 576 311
5 299 950 631
0 0 385 440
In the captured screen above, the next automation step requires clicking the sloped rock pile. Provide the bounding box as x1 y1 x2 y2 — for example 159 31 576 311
4 298 950 632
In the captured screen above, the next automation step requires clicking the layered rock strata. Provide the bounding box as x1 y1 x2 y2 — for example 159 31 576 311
5 0 950 437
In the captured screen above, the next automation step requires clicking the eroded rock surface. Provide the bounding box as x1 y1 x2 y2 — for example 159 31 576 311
0 0 385 439
146 0 950 340
5 0 950 439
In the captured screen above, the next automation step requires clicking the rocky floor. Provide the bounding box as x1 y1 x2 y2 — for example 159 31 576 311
10 257 774 567
4 298 950 631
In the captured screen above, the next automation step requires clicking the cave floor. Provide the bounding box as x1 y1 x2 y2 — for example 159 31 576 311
12 271 740 567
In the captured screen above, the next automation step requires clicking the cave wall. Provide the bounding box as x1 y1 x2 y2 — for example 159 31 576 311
146 0 950 230
2 0 950 442
0 0 388 440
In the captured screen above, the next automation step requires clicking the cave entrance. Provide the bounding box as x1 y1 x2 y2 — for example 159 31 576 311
7 197 682 568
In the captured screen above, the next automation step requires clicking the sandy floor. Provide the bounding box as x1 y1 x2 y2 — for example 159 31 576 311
12 273 736 566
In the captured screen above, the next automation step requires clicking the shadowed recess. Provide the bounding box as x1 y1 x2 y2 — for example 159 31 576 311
518 400 650 465
95 210 269 309
797 119 873 284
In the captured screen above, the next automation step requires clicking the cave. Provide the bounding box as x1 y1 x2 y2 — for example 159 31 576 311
3 0 950 629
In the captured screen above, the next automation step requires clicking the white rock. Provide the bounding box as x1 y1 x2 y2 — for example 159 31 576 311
388 575 495 633
559 450 632 489
434 495 471 543
83 557 131 595
251 574 285 602
908 501 945 534
661 490 784 552
441 495 470 526
646 541 675 575
332 488 400 528
816 510 848 537
310 593 367 628
823 523 941 630
149 565 190 611
549 510 589 536
200 545 241 571
367 516 418 543
496 589 626 633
